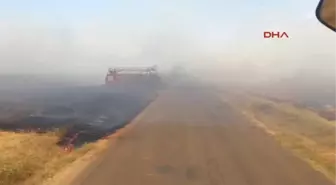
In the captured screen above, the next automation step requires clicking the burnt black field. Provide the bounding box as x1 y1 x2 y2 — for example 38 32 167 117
0 76 161 147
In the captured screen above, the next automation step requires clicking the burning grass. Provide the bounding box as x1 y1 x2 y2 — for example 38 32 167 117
0 130 94 185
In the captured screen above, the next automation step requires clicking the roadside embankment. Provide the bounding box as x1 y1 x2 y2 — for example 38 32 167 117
0 130 93 185
221 92 335 182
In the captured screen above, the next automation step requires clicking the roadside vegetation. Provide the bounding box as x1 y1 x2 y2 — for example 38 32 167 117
0 129 94 185
224 92 335 181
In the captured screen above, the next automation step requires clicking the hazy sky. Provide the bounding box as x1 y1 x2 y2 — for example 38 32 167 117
0 0 335 80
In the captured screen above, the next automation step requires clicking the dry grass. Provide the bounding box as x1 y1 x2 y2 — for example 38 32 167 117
0 130 94 185
224 92 335 181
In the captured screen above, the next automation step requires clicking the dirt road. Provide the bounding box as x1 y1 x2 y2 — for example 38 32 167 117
71 87 333 185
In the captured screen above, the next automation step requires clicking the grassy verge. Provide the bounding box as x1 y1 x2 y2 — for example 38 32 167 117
0 130 94 185
223 92 335 181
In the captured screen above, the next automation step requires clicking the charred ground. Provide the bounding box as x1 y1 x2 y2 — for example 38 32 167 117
0 79 161 148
